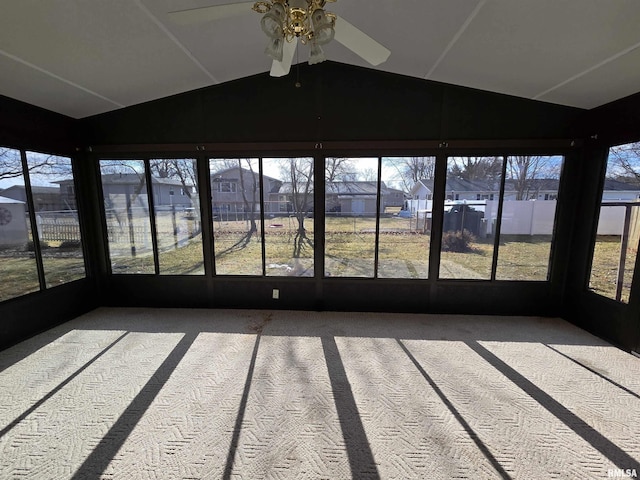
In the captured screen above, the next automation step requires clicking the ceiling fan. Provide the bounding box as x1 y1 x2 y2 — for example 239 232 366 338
168 0 391 77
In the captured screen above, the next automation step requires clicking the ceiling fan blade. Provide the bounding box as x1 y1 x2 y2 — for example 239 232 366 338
270 40 297 77
168 1 255 25
333 16 390 66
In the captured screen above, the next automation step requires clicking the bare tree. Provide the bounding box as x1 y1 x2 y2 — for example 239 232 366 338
608 142 640 185
360 167 378 182
149 159 198 200
325 157 355 184
0 148 69 182
390 157 435 192
280 158 314 258
236 159 259 237
506 156 557 200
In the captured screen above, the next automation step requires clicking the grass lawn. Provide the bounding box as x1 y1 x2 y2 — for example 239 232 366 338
0 217 629 304
589 235 635 303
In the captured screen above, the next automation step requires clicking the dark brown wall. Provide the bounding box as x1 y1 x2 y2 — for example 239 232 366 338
81 62 584 145
0 94 79 153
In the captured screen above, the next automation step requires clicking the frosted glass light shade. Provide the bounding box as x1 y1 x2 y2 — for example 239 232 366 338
261 3 285 39
311 9 334 45
265 37 284 61
308 41 326 65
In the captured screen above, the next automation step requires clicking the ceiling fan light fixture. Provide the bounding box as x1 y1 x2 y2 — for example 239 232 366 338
254 0 339 68
308 40 326 65
260 2 285 38
265 36 285 61
311 8 334 45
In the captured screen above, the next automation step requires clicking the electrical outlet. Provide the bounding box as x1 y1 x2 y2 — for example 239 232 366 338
272 288 279 300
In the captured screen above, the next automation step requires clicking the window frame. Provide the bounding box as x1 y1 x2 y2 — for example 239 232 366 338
90 141 575 286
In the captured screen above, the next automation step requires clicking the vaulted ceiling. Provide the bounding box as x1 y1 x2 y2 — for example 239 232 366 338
2 0 640 119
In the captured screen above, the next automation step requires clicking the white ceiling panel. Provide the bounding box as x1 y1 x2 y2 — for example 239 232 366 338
1 0 640 118
159 8 274 82
0 0 215 111
319 0 486 79
428 0 640 101
537 44 640 109
0 53 120 118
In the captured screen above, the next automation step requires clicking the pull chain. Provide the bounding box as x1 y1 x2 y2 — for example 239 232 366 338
295 43 301 88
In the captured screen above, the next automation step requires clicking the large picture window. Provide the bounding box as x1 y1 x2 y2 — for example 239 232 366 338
589 142 640 302
439 156 504 280
210 158 263 275
324 157 378 278
100 160 155 274
0 147 86 303
263 157 314 277
438 155 564 281
94 149 566 287
378 157 434 279
149 159 204 275
496 156 564 281
26 152 86 286
0 148 40 301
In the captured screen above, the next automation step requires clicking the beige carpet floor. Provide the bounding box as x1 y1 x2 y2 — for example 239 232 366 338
0 308 639 479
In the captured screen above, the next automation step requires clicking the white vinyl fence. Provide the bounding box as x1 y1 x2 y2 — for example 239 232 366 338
406 199 635 236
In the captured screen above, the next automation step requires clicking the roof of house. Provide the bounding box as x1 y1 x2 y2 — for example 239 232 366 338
0 185 61 196
603 178 640 191
210 166 280 184
98 173 189 186
415 177 640 194
325 181 389 195
0 195 25 204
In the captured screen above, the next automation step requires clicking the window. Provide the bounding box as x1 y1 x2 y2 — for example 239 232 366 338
210 158 263 275
496 156 564 281
439 156 504 279
0 147 86 303
212 181 237 193
92 148 567 286
378 157 434 279
150 159 204 275
324 157 378 277
100 160 155 274
26 152 86 287
264 157 314 277
589 142 640 302
0 148 40 301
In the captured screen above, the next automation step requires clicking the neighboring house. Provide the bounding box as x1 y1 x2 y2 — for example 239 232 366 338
325 181 392 215
68 174 195 211
271 181 314 214
210 166 281 217
410 177 640 203
384 187 406 209
601 178 640 201
0 185 65 211
267 180 398 216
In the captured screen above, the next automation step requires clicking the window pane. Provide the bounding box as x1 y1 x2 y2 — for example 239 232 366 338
378 157 433 279
496 156 564 281
264 157 314 277
100 160 155 274
589 142 640 302
26 152 86 286
324 157 378 278
210 159 263 275
0 147 40 301
149 159 204 275
439 156 504 279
